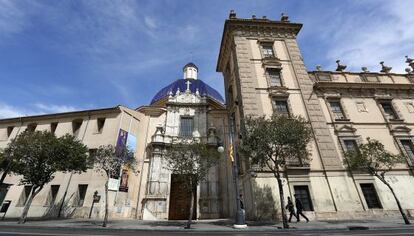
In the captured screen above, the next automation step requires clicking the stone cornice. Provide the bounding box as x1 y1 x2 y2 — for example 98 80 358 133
0 106 121 124
314 81 414 91
216 18 302 72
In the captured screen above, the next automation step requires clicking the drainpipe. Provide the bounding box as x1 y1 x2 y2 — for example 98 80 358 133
58 113 90 218
134 115 151 219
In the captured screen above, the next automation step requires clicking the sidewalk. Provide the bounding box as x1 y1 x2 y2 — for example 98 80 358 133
0 217 413 232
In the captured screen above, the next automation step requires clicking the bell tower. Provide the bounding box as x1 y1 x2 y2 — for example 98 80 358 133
183 62 198 80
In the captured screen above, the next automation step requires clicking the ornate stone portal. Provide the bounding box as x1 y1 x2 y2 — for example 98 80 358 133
141 63 226 220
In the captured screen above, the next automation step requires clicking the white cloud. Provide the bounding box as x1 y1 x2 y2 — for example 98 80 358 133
144 16 158 30
0 102 80 119
34 103 78 113
304 0 414 73
0 103 25 118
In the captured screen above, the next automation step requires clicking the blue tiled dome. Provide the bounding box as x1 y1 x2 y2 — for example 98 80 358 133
150 79 224 105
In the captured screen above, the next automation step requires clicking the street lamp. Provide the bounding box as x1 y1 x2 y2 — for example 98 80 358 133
229 114 247 229
217 142 225 153
89 191 101 219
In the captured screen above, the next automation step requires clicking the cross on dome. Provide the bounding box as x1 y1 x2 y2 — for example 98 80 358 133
185 80 192 91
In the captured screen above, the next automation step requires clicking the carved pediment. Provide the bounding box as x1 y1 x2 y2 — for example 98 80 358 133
262 57 282 68
390 125 411 134
335 124 356 134
268 86 289 97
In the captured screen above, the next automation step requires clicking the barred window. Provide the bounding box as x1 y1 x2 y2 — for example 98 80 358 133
380 102 398 120
343 139 358 152
261 44 275 58
400 140 414 163
267 68 281 87
294 185 314 211
329 101 346 120
180 117 193 137
273 100 289 116
360 183 382 209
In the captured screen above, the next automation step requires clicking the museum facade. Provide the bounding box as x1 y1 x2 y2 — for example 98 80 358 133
0 12 414 221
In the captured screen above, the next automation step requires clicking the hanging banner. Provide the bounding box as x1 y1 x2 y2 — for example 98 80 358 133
119 169 129 192
127 134 137 153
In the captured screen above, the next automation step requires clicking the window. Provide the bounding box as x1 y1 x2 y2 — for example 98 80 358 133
267 68 282 87
180 117 193 137
343 139 358 152
26 123 37 132
261 44 275 58
317 74 331 81
97 118 106 133
7 126 14 138
379 101 398 120
400 140 414 164
72 119 83 136
329 101 346 120
360 183 382 209
273 100 290 116
76 184 88 207
47 185 60 205
17 186 32 206
294 186 314 211
50 122 58 134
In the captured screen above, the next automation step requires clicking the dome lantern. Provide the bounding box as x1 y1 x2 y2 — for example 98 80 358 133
183 62 198 80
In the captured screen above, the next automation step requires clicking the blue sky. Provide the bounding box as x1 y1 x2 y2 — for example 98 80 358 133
0 0 413 118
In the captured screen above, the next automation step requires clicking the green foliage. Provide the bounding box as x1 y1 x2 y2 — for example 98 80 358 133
344 138 405 177
4 130 89 187
164 141 220 187
240 114 313 172
91 144 136 178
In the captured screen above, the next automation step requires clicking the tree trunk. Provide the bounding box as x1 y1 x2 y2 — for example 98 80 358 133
58 172 73 218
18 186 37 224
0 170 8 186
276 173 289 229
379 176 410 225
103 179 109 227
185 180 195 229
0 161 11 186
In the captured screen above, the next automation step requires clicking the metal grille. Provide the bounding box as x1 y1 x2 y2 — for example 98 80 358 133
401 140 414 164
329 101 345 120
267 68 281 86
380 102 397 120
360 183 382 209
180 117 193 137
343 139 358 152
294 186 314 211
273 100 289 116
261 45 274 58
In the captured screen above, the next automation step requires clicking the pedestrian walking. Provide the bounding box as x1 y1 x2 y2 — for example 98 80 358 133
285 196 298 222
294 194 309 222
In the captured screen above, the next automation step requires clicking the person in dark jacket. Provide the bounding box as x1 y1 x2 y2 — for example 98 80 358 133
294 194 309 222
285 196 298 222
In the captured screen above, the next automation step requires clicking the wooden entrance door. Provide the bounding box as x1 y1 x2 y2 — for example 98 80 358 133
168 175 196 220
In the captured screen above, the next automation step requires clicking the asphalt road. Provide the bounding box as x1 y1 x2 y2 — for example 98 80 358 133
0 226 413 236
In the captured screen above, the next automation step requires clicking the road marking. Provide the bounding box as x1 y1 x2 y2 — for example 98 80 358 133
0 232 113 236
331 233 414 236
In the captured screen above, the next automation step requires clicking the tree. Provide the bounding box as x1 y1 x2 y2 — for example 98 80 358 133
4 130 89 224
164 141 220 229
0 147 19 187
240 115 313 229
344 138 410 225
91 144 136 227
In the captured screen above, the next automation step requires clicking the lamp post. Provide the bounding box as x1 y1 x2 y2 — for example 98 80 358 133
89 191 100 219
229 114 247 229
